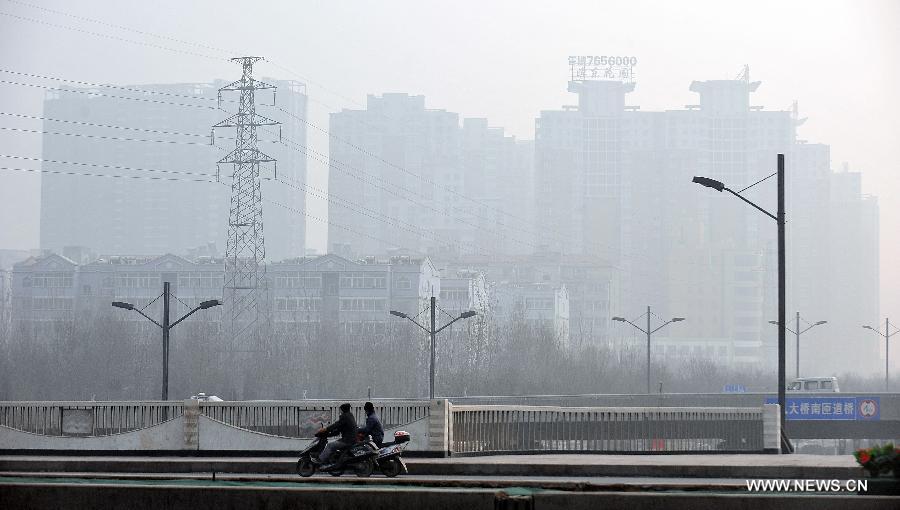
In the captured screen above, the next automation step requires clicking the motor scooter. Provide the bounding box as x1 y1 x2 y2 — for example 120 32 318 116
297 429 378 477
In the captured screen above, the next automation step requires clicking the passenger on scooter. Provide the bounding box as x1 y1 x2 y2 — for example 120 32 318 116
358 401 384 447
317 402 358 464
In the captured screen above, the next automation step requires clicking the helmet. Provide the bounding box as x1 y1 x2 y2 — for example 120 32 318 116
393 430 410 443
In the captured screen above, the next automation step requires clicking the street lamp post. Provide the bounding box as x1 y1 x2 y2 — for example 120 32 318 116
863 318 896 392
612 306 684 394
768 312 827 378
693 153 790 453
112 281 222 400
390 296 476 400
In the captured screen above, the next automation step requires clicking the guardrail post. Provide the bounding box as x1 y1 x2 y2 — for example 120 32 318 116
427 399 450 457
183 399 200 450
762 403 780 454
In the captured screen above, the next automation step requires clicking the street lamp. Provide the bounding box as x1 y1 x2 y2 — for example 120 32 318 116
693 153 790 453
768 312 828 378
112 281 222 400
390 296 477 399
612 306 685 394
863 319 896 391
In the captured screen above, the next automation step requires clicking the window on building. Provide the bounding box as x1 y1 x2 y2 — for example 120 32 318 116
116 273 160 289
339 298 386 311
31 272 74 288
32 297 74 310
340 272 386 289
274 273 322 289
274 297 322 312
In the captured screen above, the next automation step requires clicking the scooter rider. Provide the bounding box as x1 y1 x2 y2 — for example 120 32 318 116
317 403 358 464
358 401 384 447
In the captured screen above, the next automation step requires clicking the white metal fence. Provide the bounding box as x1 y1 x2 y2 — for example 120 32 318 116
200 400 430 438
0 400 429 438
450 405 766 453
0 401 183 436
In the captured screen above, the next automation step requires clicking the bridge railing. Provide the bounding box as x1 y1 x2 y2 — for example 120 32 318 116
199 400 430 438
0 401 183 436
0 400 429 439
449 404 774 454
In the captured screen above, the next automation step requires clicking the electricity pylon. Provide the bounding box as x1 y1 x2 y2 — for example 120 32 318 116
212 56 280 353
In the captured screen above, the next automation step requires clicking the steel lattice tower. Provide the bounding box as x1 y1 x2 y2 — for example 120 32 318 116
213 57 280 347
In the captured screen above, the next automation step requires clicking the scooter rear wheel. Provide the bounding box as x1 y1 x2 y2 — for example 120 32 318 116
380 458 402 478
355 458 375 478
297 458 316 477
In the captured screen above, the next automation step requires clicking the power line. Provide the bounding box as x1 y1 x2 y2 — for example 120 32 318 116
0 162 699 284
0 165 218 183
0 68 225 104
275 177 492 257
0 68 556 243
274 134 538 250
0 72 705 280
0 78 218 110
0 126 218 147
0 164 424 258
0 111 211 138
0 9 226 62
266 104 549 235
0 154 217 179
5 0 237 55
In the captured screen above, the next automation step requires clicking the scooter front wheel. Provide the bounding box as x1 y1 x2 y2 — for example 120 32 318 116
297 458 316 477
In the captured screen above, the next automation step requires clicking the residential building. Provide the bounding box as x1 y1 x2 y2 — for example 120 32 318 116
440 253 617 348
492 282 569 347
328 94 535 258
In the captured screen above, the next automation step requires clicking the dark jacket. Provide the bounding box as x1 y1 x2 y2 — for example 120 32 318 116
324 411 358 443
359 411 384 446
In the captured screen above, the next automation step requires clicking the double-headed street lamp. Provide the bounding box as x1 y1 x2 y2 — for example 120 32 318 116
112 281 222 400
693 153 790 453
390 296 477 400
612 306 685 394
768 312 827 379
862 318 897 391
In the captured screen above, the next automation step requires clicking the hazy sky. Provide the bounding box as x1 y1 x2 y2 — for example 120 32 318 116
0 0 897 315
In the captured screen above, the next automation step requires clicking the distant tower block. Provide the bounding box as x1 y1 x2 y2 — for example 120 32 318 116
213 57 280 348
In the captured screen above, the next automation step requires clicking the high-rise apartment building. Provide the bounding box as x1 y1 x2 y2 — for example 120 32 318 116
328 94 534 259
537 70 878 371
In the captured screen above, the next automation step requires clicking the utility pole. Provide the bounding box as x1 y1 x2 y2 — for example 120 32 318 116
212 57 280 351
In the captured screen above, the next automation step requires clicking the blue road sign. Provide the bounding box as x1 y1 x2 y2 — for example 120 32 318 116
723 384 747 393
766 396 880 421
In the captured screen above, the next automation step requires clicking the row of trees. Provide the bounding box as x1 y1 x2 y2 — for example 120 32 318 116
0 312 891 401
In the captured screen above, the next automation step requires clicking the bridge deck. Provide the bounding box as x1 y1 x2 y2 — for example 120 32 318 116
0 453 862 479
